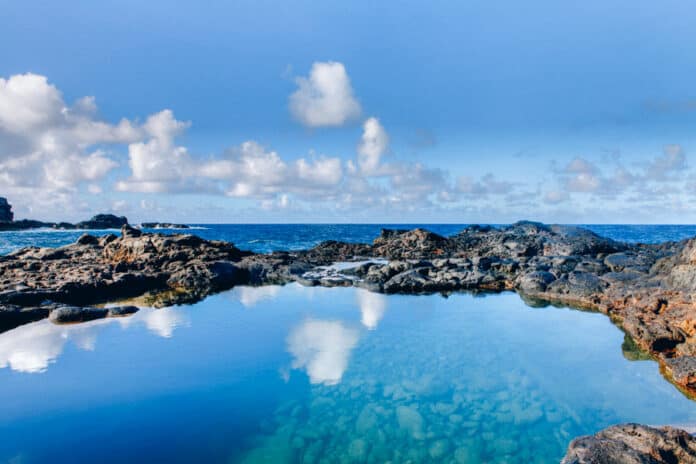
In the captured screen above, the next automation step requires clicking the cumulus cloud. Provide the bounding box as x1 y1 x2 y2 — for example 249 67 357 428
0 73 143 217
115 110 193 193
357 117 389 175
287 319 359 385
289 61 362 127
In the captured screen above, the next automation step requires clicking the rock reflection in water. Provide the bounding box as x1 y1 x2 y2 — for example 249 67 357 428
0 306 190 373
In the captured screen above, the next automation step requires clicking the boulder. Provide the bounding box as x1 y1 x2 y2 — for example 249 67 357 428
562 423 696 464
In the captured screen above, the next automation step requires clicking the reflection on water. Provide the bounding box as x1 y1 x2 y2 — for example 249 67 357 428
0 319 109 373
0 284 694 464
0 306 190 374
140 307 190 338
236 285 282 308
356 289 387 330
287 319 360 385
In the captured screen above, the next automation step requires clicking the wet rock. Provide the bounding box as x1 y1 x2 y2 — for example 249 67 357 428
517 271 557 293
562 423 696 464
76 234 100 245
3 220 696 404
107 305 140 318
665 356 696 390
49 305 109 323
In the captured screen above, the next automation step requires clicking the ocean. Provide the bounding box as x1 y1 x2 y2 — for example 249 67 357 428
2 223 696 255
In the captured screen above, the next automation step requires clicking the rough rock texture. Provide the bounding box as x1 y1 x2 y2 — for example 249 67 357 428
562 423 696 463
2 220 696 400
0 197 129 230
0 197 13 223
4 221 696 459
140 222 190 229
75 214 128 229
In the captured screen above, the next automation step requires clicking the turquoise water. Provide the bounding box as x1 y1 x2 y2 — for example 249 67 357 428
2 223 696 255
0 284 694 463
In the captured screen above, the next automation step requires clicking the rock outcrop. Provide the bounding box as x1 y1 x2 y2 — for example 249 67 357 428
0 197 13 223
562 423 696 463
75 214 128 229
140 222 190 229
4 221 696 460
0 197 129 230
2 221 696 400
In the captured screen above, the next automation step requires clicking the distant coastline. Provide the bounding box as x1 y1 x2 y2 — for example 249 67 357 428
0 196 188 231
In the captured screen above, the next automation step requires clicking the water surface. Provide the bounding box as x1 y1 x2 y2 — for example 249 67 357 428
3 223 696 255
0 285 693 463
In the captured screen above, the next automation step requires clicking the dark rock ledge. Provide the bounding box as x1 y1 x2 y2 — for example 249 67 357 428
2 220 696 460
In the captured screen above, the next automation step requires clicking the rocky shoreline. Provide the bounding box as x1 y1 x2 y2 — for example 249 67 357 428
0 196 188 231
1 220 696 460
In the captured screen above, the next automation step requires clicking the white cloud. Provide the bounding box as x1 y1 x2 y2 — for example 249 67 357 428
287 319 359 385
358 117 389 175
0 73 64 133
0 73 142 217
289 61 362 127
115 110 193 193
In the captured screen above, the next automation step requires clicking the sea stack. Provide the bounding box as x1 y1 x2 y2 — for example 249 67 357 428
0 197 13 223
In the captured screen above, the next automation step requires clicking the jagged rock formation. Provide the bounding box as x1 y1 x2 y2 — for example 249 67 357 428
75 214 128 229
562 423 696 463
1 221 696 399
0 197 13 223
140 222 190 229
3 221 696 460
0 196 129 231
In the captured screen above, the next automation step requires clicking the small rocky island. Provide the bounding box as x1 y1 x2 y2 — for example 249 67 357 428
2 210 696 460
0 196 189 231
0 197 128 231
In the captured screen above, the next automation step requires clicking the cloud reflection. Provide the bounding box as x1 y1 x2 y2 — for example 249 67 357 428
236 286 282 308
356 289 387 330
0 320 106 373
0 307 190 374
287 319 359 385
141 307 189 338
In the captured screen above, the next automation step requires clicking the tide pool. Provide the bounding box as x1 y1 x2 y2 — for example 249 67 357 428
0 284 693 463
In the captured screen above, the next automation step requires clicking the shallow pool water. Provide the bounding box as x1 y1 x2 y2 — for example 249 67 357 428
0 284 694 463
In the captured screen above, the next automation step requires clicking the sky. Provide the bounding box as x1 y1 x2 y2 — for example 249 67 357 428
2 0 696 224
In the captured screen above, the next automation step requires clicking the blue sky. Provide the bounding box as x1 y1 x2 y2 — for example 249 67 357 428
2 0 696 223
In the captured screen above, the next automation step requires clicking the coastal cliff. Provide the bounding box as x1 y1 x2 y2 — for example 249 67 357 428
2 221 696 460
